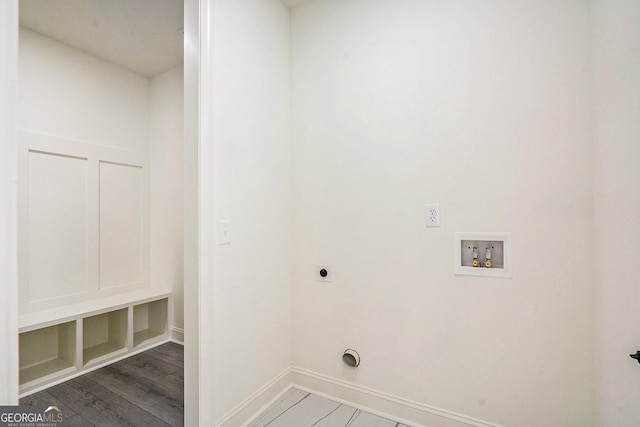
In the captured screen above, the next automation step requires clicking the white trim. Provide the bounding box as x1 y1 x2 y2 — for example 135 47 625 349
290 367 504 427
183 0 214 425
170 326 185 344
0 0 19 405
214 366 502 427
215 368 292 427
240 386 294 427
198 0 215 422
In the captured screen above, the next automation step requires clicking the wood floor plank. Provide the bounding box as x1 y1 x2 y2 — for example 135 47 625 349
113 352 181 382
63 414 97 427
161 371 184 396
86 364 184 426
143 342 184 369
19 389 78 418
47 376 172 427
19 343 184 426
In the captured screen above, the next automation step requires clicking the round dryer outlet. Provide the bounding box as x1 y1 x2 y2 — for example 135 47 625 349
316 265 332 282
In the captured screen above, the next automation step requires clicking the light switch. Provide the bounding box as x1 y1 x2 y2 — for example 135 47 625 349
219 220 231 245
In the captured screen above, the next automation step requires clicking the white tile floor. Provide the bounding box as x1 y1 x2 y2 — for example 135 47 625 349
249 388 412 427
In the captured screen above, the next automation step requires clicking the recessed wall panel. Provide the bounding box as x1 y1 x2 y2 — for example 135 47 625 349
27 151 87 302
99 162 143 289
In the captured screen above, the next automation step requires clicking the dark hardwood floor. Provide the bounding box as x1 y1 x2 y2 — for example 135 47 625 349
20 342 184 427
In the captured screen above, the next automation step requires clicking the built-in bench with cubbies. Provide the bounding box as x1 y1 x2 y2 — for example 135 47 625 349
18 289 171 396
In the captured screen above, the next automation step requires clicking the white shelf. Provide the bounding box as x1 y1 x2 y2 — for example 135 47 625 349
19 291 171 395
20 288 171 332
20 359 76 385
133 298 168 348
19 321 76 385
83 308 128 366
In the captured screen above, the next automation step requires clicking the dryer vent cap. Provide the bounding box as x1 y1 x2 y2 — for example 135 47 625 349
342 349 360 367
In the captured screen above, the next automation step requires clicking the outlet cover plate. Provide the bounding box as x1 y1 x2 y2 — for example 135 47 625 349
425 203 440 227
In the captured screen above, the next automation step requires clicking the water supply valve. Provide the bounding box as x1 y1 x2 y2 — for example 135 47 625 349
472 247 479 267
485 247 492 268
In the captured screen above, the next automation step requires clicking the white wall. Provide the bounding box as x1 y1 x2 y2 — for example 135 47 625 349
211 0 292 420
0 0 19 405
592 0 640 425
290 1 594 425
18 28 149 151
150 66 185 337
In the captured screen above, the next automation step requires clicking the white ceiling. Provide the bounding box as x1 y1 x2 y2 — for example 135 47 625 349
19 0 184 78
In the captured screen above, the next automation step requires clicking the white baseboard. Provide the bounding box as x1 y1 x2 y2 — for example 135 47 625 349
216 366 502 427
215 368 292 427
290 367 503 427
170 326 184 344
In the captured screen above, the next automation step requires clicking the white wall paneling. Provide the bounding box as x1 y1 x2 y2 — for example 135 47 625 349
26 150 88 303
18 130 149 314
17 23 156 317
99 161 145 289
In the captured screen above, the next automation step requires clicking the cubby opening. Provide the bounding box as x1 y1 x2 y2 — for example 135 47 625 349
133 298 168 348
19 321 76 385
83 309 128 365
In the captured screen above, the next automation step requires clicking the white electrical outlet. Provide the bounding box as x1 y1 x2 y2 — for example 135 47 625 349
425 203 440 227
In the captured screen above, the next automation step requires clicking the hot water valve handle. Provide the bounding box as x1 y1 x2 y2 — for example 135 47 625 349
630 351 640 364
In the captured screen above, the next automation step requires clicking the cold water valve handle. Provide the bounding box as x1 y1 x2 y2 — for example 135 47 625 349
630 351 640 364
